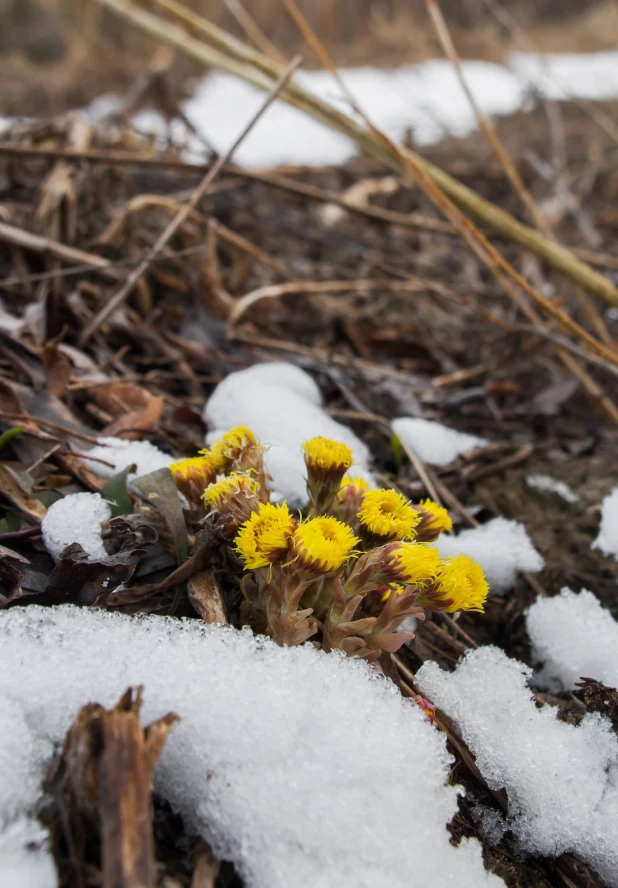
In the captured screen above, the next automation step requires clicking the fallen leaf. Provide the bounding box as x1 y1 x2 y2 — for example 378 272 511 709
90 382 164 438
133 468 187 566
42 336 72 398
0 465 47 521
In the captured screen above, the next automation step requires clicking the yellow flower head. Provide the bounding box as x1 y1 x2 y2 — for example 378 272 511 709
336 475 369 500
303 437 353 472
291 516 359 575
415 499 453 542
204 471 260 511
433 554 488 613
210 425 261 473
234 501 296 570
386 541 442 585
169 455 217 503
358 489 420 542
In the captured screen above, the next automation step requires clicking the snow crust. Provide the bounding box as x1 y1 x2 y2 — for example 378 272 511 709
434 517 544 594
526 588 618 691
0 605 502 888
204 362 373 505
592 488 618 559
417 646 618 886
525 474 579 504
41 492 111 562
391 417 486 466
83 436 172 482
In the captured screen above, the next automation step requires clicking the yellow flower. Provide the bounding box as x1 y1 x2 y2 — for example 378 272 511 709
336 475 370 500
303 437 353 472
432 555 488 613
290 516 359 575
209 425 260 473
234 502 296 570
303 437 354 514
415 499 453 542
169 455 216 504
358 489 420 543
203 472 261 526
385 542 442 585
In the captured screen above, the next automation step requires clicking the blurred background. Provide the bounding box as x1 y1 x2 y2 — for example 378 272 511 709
0 0 614 116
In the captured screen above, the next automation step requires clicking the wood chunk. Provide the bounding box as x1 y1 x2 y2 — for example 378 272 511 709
55 686 178 888
187 569 228 624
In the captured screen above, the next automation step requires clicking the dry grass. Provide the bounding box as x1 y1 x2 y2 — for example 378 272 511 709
0 0 616 115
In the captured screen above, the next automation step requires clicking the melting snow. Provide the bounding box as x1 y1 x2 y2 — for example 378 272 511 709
391 417 487 466
526 587 618 691
41 492 111 562
81 51 618 169
592 488 618 559
0 605 502 888
417 646 618 887
82 436 173 483
526 474 579 504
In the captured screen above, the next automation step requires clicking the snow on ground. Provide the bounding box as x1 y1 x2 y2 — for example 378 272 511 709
391 417 487 466
41 492 111 562
204 362 374 506
526 588 618 691
0 605 502 888
82 436 173 483
592 488 618 559
433 517 544 594
525 474 579 504
79 50 618 168
417 646 618 887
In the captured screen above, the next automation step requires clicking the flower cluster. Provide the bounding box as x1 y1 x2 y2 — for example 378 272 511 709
170 428 488 660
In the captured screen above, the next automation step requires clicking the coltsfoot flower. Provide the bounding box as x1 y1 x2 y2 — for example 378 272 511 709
208 424 262 473
358 489 421 546
380 541 442 585
414 499 453 542
204 472 261 529
169 455 217 505
337 475 370 498
345 540 441 597
290 516 359 576
303 437 354 514
234 501 296 570
423 554 489 613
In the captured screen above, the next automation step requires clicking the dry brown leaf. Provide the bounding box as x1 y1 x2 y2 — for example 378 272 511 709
91 382 164 437
0 465 46 521
42 337 72 398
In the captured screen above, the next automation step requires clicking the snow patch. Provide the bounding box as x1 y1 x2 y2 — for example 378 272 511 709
204 362 373 506
82 436 173 483
417 646 618 886
526 588 618 690
391 417 486 466
592 488 618 559
41 492 111 562
434 518 544 594
526 474 579 504
0 605 502 888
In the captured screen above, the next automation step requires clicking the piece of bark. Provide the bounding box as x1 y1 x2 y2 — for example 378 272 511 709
56 686 178 888
187 570 227 624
